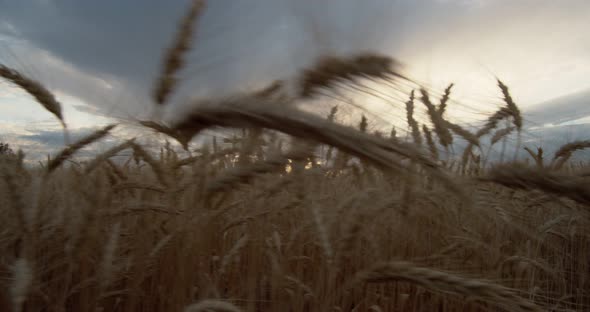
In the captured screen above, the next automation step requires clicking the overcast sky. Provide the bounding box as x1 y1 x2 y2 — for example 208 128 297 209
1 0 589 159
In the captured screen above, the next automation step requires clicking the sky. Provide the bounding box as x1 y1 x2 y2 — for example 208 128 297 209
1 0 589 160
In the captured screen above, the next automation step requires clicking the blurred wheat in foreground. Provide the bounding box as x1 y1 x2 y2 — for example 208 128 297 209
1 1 589 311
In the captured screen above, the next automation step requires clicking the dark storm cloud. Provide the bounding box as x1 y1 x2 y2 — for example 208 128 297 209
0 0 468 116
1 0 589 124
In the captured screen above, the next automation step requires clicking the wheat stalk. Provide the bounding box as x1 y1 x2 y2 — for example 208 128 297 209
47 124 116 173
9 258 33 312
405 90 422 145
551 140 590 169
420 89 453 148
153 0 205 106
219 234 249 275
206 146 309 194
0 64 66 128
422 125 439 160
524 147 544 169
445 121 479 147
130 143 170 187
481 164 590 205
437 83 454 116
353 261 541 312
84 139 135 173
172 96 463 196
491 126 515 146
253 80 284 99
497 79 522 131
184 300 242 312
476 107 511 138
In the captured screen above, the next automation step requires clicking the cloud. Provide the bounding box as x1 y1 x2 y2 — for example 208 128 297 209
0 1 499 115
20 128 96 147
526 88 590 127
0 0 589 129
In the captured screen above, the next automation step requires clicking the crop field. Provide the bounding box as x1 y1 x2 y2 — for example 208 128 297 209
1 1 589 311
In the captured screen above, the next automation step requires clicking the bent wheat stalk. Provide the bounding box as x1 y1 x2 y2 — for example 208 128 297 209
47 124 116 173
140 120 193 150
551 140 590 169
481 164 590 205
172 96 463 197
352 261 541 312
85 139 135 174
184 300 242 312
1 64 69 142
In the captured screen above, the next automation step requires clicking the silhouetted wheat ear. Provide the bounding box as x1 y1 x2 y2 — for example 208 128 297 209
553 140 590 161
420 89 452 148
153 0 205 106
299 53 402 98
497 79 522 131
0 64 67 130
437 83 454 116
405 90 422 145
47 124 116 173
476 107 511 138
551 140 590 169
359 115 368 133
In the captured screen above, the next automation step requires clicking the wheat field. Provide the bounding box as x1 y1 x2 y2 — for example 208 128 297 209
1 1 589 311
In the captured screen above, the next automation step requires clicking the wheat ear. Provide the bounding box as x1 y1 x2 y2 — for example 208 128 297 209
153 0 205 105
0 64 69 142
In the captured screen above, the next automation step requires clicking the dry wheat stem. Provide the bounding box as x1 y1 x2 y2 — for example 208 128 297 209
445 121 480 147
491 126 515 146
47 124 116 174
0 64 66 129
10 258 33 312
84 139 135 174
422 125 439 160
481 164 590 205
130 143 170 187
184 300 242 312
552 140 590 169
172 97 464 196
353 261 541 312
